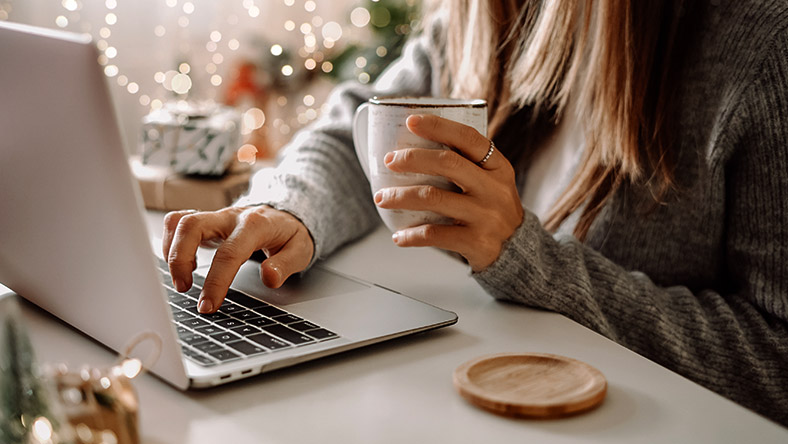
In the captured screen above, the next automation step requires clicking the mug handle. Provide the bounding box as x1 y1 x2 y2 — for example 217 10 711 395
352 102 371 178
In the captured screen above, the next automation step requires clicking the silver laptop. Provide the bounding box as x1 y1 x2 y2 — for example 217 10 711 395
0 21 457 389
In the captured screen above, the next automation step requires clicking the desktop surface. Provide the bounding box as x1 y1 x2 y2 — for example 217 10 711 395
3 211 786 443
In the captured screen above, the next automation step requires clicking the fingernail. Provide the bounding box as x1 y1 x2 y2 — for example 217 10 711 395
384 151 394 165
198 298 213 314
374 190 383 204
264 264 283 288
392 232 400 244
407 114 423 126
270 264 282 283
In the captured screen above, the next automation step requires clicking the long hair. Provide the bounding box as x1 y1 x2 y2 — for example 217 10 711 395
427 0 689 240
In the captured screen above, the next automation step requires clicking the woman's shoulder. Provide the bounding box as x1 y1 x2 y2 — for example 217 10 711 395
676 1 787 164
690 0 788 96
710 0 788 51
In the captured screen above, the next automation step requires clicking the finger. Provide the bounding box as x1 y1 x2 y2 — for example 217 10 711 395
168 210 235 293
406 114 502 170
260 228 313 288
383 148 483 194
391 224 470 256
162 210 195 261
374 185 481 223
392 224 499 272
198 209 299 312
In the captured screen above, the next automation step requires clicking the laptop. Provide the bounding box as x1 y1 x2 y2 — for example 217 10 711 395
0 21 457 389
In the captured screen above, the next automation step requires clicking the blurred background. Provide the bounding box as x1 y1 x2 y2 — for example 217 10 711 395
1 0 421 160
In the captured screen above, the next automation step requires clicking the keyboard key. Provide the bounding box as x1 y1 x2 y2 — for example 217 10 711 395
182 318 210 329
215 318 244 329
172 310 194 322
180 333 210 346
306 328 338 340
208 350 240 362
176 326 192 337
186 287 202 298
186 354 214 366
262 325 314 345
182 349 215 366
195 325 223 336
248 333 290 350
199 312 230 322
230 325 260 337
226 340 267 356
253 305 287 317
181 305 202 315
173 298 198 309
272 314 302 324
225 289 266 308
218 303 245 314
246 316 276 327
210 332 241 343
231 310 261 321
194 342 224 354
289 321 320 332
168 293 189 304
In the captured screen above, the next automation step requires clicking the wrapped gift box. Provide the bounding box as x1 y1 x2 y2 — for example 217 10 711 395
130 156 251 211
139 102 242 176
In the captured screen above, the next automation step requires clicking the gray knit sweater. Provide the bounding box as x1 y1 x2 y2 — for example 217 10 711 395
238 0 788 426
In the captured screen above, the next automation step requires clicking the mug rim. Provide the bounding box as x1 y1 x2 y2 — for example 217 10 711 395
370 96 487 108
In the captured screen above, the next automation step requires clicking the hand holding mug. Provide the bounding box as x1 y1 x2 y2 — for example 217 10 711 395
353 97 488 232
374 114 524 272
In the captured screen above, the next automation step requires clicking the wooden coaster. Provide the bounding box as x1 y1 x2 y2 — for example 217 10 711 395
453 352 607 419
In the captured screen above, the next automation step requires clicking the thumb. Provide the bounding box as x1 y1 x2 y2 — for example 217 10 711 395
260 235 313 288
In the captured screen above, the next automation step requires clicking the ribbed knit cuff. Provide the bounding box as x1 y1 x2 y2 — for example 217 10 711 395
472 210 551 308
234 169 322 270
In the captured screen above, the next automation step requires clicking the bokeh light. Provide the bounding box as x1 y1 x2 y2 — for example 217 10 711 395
350 7 371 27
237 144 258 164
321 21 342 41
171 73 192 94
243 107 266 132
63 0 78 12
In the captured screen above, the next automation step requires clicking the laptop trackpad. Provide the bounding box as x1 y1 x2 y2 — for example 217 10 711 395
217 260 371 307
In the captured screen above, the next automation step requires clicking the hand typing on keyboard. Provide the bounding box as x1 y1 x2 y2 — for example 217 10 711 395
162 206 314 314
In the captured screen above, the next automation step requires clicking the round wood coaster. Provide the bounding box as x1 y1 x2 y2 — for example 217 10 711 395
453 352 607 419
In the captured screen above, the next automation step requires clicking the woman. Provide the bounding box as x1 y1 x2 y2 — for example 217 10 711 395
163 0 788 425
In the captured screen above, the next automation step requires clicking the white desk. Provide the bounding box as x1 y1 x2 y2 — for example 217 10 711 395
4 211 786 443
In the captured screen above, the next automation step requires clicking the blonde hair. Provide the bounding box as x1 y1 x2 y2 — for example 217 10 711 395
428 0 687 240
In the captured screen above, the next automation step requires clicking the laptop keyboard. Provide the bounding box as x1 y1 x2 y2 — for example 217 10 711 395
156 258 338 367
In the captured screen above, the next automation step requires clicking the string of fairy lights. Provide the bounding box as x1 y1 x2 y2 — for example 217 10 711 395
0 0 391 140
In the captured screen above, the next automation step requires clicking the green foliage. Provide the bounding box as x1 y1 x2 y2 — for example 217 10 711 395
325 0 422 83
0 307 57 443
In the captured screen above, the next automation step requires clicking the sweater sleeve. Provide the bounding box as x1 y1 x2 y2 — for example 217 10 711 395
235 21 445 265
473 30 788 425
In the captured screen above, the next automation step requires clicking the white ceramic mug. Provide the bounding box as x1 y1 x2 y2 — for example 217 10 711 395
352 97 487 232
